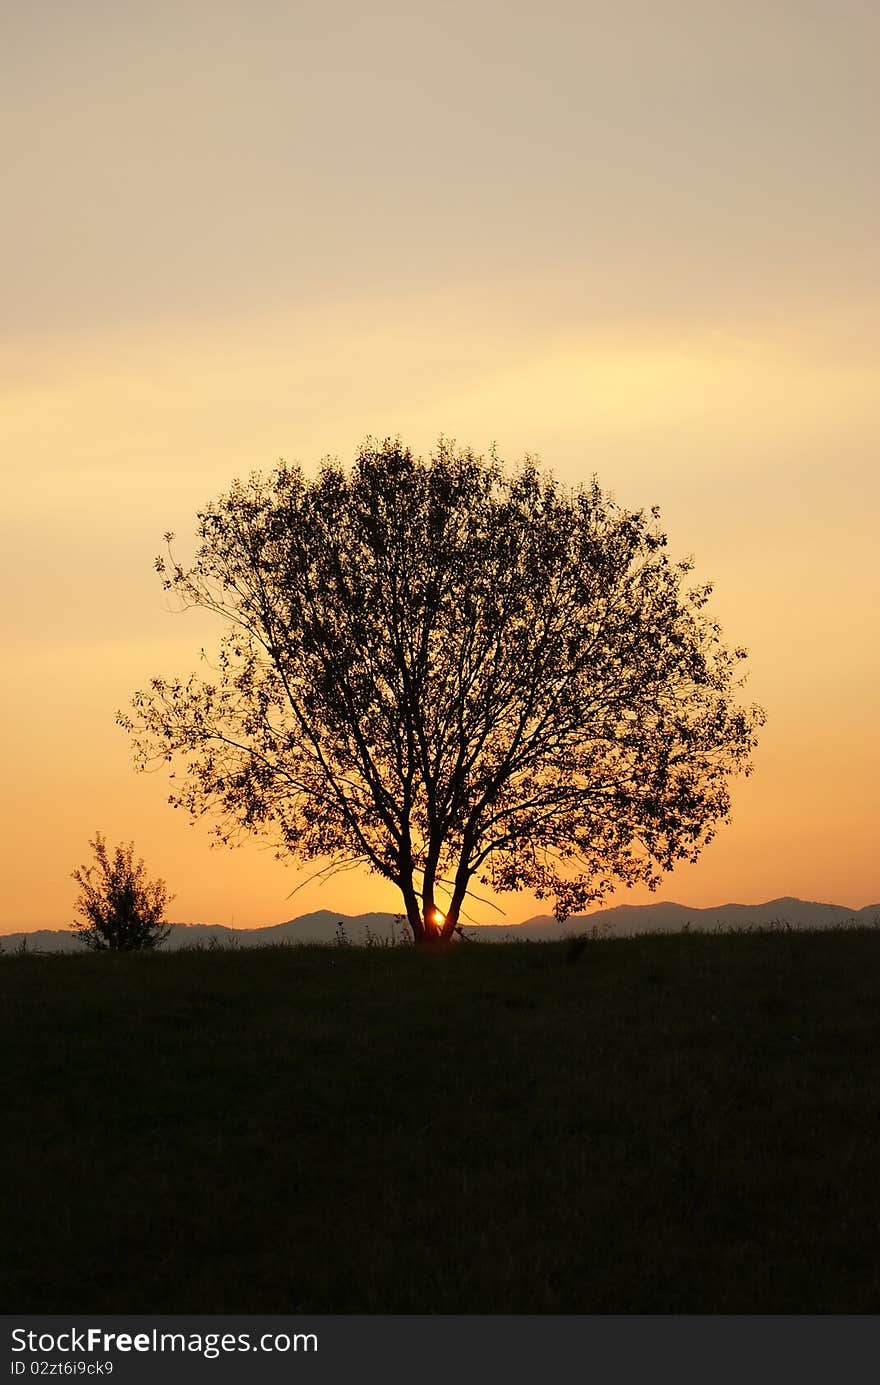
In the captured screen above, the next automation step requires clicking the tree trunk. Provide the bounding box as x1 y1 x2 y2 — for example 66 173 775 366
399 874 426 944
437 859 471 941
399 849 471 946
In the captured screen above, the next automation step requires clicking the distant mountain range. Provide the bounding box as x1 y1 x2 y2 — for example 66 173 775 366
3 897 879 953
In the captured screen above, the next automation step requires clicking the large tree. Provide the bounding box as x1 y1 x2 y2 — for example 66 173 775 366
120 439 764 943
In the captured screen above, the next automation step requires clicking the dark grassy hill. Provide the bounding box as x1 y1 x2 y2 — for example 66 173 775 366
5 930 880 1312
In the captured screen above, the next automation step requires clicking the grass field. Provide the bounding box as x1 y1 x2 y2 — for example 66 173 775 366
4 928 880 1313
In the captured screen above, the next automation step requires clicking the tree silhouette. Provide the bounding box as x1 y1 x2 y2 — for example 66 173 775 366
120 439 764 944
71 833 172 951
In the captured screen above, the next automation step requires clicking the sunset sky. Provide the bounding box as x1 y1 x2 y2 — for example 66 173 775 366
2 0 878 933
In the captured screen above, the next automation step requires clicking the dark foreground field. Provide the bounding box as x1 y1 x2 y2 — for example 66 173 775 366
4 929 880 1313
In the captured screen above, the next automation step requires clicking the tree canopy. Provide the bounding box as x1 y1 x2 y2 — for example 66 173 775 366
120 438 764 943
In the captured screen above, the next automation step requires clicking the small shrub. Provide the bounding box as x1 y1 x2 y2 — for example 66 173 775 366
71 833 173 952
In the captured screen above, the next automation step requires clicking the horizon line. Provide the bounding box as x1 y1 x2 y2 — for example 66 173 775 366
6 894 880 939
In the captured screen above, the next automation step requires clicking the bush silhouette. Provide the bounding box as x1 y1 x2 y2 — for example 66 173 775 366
71 833 173 951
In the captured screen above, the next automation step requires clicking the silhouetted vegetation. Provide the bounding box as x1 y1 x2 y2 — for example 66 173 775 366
70 832 172 951
121 439 764 944
5 929 880 1312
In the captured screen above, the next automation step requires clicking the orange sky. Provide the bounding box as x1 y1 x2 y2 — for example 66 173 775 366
2 1 878 931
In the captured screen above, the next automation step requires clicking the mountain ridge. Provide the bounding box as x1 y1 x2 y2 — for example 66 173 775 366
3 897 878 952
